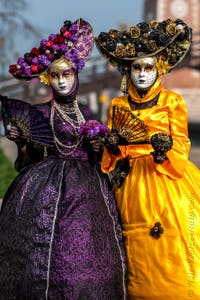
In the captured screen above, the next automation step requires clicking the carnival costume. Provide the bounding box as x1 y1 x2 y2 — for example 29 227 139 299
0 19 127 300
96 19 200 299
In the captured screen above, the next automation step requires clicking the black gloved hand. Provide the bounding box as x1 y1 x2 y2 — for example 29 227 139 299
108 156 130 188
104 130 121 155
151 132 173 164
104 129 129 155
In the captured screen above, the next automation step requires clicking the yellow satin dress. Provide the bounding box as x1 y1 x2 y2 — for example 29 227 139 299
101 78 200 299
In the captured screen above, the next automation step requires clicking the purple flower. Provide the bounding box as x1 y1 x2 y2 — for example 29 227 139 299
78 120 109 139
70 34 78 42
70 23 78 33
40 39 47 46
48 34 56 41
32 57 39 65
39 55 51 66
52 44 59 51
17 57 25 64
60 44 68 52
24 68 31 76
20 62 29 70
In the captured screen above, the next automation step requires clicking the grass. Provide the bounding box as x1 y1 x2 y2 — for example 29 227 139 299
0 148 17 198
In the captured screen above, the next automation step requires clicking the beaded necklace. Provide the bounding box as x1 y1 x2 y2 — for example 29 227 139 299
50 100 85 156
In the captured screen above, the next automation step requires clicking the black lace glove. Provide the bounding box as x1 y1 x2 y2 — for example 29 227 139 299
151 132 173 164
108 156 130 188
104 129 128 155
104 130 121 155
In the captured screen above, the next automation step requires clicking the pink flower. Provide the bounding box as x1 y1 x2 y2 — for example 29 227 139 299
31 65 39 73
63 31 72 39
46 40 54 48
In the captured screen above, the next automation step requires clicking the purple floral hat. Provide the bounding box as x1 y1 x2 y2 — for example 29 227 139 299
9 18 94 80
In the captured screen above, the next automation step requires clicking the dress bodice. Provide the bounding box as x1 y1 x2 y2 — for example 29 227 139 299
35 101 88 160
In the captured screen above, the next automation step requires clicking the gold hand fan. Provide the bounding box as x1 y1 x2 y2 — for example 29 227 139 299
112 105 150 144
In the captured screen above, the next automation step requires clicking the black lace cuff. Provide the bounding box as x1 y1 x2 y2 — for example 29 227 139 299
104 130 121 155
108 156 130 188
151 132 173 164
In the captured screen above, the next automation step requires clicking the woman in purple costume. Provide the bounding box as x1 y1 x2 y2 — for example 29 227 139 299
0 19 127 299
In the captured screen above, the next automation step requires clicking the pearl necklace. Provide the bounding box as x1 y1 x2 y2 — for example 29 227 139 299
54 100 85 127
50 100 85 156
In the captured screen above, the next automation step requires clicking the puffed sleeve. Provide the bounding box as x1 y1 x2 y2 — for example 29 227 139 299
155 93 191 178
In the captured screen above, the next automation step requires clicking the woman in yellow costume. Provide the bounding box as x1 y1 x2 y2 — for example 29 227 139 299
96 18 200 299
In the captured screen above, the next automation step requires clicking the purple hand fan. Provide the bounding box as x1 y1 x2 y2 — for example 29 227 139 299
112 105 150 144
0 96 54 147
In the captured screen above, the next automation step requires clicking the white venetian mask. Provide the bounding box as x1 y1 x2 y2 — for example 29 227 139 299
130 57 158 90
48 60 76 96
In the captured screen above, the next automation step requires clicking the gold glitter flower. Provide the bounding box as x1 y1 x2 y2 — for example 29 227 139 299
125 43 136 57
109 29 118 39
166 23 177 36
149 20 159 30
114 44 126 57
129 26 141 39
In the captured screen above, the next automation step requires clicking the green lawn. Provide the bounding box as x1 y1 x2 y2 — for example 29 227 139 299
0 148 17 198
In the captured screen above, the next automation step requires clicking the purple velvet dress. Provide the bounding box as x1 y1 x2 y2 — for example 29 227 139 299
0 97 127 300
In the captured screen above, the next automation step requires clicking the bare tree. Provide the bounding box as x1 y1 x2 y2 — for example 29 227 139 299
0 0 28 10
0 11 41 42
0 0 41 44
0 0 42 77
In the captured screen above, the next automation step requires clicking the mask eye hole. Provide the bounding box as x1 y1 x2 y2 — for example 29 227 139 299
63 70 72 76
132 64 141 71
144 64 154 72
50 72 58 78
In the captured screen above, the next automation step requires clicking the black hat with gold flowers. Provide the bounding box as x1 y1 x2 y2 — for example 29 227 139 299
95 18 192 81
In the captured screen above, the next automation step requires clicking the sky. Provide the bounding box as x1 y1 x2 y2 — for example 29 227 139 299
13 0 145 58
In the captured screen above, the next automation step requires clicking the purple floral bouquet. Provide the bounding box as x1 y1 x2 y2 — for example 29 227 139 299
78 120 109 139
